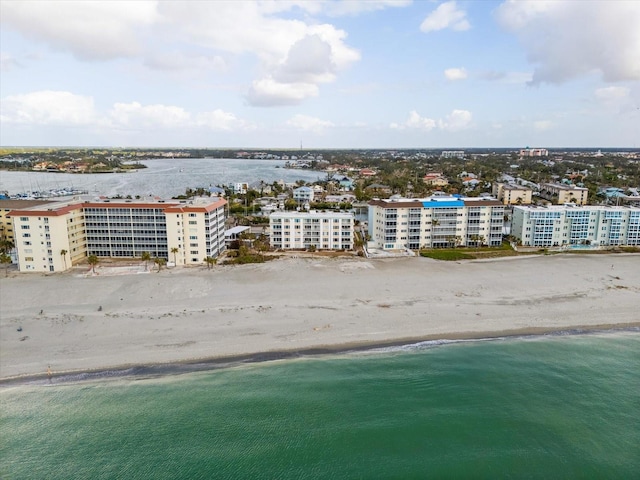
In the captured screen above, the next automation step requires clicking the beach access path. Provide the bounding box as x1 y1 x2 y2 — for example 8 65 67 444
1 254 639 380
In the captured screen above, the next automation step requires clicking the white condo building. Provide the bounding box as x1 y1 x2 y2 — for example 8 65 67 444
270 211 354 250
511 205 640 247
9 197 227 272
368 196 505 250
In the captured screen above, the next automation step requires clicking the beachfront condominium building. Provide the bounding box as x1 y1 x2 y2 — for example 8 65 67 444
269 211 354 250
0 200 56 257
368 196 505 251
511 205 640 247
492 183 533 205
539 183 588 205
9 196 227 272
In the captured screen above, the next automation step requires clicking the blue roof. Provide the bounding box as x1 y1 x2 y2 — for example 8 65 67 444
422 200 464 208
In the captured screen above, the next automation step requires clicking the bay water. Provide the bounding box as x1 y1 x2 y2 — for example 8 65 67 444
0 158 326 199
2 331 638 479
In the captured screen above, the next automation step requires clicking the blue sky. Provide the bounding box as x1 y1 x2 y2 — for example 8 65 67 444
1 0 639 148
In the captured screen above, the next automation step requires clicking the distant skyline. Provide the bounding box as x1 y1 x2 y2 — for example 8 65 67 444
1 0 639 149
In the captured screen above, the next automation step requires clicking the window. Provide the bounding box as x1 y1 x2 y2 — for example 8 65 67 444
23 241 31 246
23 233 31 238
20 217 28 221
188 213 196 217
21 225 30 230
190 250 199 255
25 256 34 262
189 220 197 225
189 235 197 240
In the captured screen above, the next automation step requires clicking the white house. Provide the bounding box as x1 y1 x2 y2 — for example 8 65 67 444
293 186 314 204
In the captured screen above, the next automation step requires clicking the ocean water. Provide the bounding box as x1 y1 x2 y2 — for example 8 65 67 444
0 158 326 199
1 332 639 479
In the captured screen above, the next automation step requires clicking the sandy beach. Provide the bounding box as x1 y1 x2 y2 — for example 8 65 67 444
1 253 639 381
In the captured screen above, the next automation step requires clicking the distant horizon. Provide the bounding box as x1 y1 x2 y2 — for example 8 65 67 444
2 145 639 152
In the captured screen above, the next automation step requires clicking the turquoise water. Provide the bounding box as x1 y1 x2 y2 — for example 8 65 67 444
2 332 639 479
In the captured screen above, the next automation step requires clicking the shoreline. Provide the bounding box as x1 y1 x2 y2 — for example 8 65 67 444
2 323 639 387
2 254 639 384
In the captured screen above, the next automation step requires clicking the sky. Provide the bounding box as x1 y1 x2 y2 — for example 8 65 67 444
1 0 639 149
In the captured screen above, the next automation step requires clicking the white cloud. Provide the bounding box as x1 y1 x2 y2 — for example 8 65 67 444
439 109 472 131
109 102 191 129
144 52 227 73
420 1 470 33
247 77 319 107
108 102 254 131
157 2 360 105
286 114 334 133
479 71 533 84
496 0 640 83
1 1 159 60
2 1 365 107
533 120 552 131
1 91 253 134
1 52 20 72
391 111 437 130
231 0 411 17
392 109 473 131
1 90 97 125
196 110 254 131
595 86 630 102
320 0 412 16
444 67 468 81
275 34 336 84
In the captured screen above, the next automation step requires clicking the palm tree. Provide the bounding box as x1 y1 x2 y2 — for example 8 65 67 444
0 253 11 277
60 249 68 270
141 251 151 271
170 247 179 265
87 255 99 274
154 257 166 272
204 256 216 270
0 238 14 255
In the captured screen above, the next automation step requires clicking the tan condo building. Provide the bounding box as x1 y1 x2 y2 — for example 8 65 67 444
368 196 504 251
9 196 227 272
539 183 588 205
492 183 533 205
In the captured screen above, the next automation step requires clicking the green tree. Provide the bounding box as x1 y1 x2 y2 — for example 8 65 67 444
154 257 166 272
0 253 11 277
170 247 179 265
141 251 151 271
204 256 217 270
0 238 14 255
87 255 99 274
